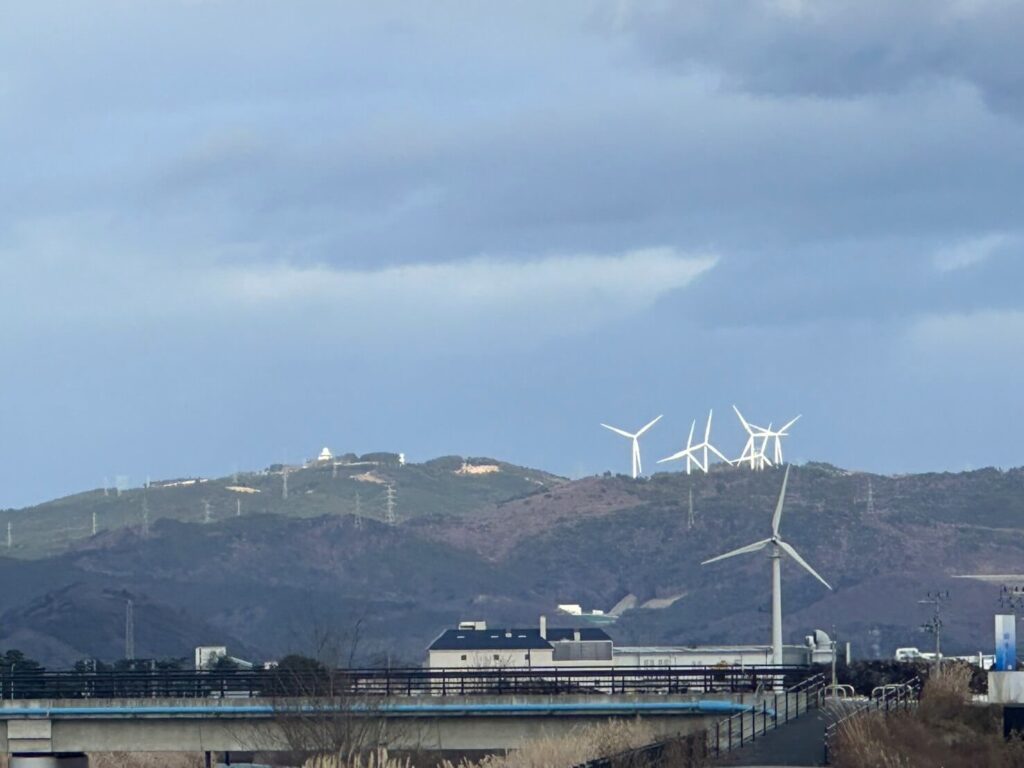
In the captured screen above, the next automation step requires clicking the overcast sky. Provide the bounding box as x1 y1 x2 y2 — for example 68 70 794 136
2 1 1024 507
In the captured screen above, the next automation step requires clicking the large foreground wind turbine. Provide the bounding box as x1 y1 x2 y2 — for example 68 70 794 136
601 415 663 479
701 465 832 664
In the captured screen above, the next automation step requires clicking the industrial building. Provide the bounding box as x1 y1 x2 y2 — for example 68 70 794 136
426 619 836 669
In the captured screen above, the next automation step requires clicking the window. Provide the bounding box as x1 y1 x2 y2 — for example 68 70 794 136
460 655 467 661
493 654 500 661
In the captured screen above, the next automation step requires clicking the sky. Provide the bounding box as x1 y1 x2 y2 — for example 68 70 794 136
2 1 1024 507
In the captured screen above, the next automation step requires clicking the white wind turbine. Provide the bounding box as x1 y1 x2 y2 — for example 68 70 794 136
701 465 832 665
733 406 775 470
761 415 801 465
657 419 699 474
689 410 730 472
601 415 663 479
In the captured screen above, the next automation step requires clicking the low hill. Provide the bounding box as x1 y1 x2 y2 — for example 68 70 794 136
0 459 1021 667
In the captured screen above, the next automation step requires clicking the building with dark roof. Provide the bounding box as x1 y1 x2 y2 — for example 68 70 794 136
426 619 613 668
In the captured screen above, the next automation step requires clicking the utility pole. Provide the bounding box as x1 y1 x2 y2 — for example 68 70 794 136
282 468 289 500
125 599 135 661
831 624 839 692
103 478 109 497
919 590 951 677
6 521 11 549
385 484 397 526
236 499 242 517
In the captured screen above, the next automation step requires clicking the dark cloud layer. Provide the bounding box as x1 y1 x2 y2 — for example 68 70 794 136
1 2 1023 506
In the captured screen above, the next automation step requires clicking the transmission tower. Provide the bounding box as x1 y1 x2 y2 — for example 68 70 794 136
866 478 875 516
687 487 695 530
354 492 363 529
141 497 150 537
92 511 98 536
385 484 397 526
125 599 135 661
203 500 212 524
6 521 11 549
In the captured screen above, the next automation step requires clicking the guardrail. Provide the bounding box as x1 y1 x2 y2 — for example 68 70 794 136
0 665 810 701
823 676 920 763
707 672 826 759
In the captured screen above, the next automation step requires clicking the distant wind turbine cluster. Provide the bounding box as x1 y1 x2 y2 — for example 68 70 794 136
601 407 801 479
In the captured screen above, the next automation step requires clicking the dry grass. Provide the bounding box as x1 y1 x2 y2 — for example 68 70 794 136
88 755 206 768
304 748 412 768
441 719 665 768
833 662 1024 768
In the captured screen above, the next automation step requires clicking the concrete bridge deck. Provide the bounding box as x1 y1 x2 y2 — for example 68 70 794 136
0 693 783 754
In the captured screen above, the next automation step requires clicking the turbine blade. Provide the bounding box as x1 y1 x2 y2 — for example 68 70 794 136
779 415 802 433
601 424 634 439
778 540 832 590
687 420 696 449
708 444 730 463
704 410 713 442
772 465 790 536
636 415 663 437
732 405 754 434
634 439 642 476
658 448 691 464
702 538 772 565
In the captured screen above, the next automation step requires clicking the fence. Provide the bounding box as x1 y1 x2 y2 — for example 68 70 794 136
823 676 920 763
707 672 827 759
0 665 810 701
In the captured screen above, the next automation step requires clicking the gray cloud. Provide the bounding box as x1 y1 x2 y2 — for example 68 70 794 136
609 0 1024 113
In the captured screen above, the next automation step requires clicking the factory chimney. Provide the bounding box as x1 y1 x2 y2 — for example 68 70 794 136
539 615 547 640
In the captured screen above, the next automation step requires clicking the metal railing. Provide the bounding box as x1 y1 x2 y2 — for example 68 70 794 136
823 676 920 763
0 665 810 701
708 672 826 759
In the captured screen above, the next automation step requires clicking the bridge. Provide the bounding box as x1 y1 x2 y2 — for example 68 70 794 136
0 666 815 766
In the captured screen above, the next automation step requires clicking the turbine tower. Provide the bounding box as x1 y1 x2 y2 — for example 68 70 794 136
702 465 832 664
601 415 663 479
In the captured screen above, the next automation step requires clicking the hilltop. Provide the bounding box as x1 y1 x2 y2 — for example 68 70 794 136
0 455 1022 666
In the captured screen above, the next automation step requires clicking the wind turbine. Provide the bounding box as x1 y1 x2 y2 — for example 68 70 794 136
601 415 663 479
763 415 801 465
701 465 832 664
689 410 730 472
657 419 699 474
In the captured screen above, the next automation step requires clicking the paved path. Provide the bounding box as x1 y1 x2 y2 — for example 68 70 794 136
714 709 831 766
